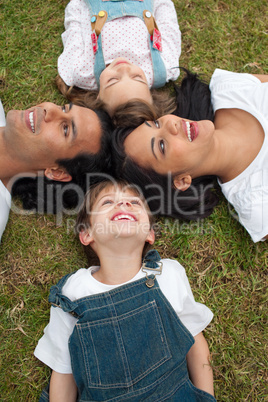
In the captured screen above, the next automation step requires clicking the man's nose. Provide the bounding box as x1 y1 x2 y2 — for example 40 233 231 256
44 104 63 122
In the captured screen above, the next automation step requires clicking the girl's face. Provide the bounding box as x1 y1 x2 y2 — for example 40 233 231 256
84 185 154 246
124 115 215 179
98 58 152 115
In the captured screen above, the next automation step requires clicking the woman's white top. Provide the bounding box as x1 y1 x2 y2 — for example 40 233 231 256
58 0 181 90
210 69 268 242
34 259 213 374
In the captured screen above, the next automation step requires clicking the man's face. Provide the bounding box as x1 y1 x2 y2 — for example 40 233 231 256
4 102 102 169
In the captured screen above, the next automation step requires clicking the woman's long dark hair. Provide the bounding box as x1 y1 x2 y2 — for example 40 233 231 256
11 109 114 214
111 69 219 220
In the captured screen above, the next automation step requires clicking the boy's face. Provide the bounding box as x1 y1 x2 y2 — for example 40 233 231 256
80 185 155 248
98 58 153 116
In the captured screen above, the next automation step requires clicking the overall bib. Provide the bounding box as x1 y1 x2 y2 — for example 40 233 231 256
84 0 167 88
40 272 216 401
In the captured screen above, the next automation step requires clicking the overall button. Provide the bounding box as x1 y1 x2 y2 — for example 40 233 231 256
145 11 151 18
98 11 105 17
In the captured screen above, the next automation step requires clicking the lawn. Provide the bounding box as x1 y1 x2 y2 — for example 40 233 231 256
0 0 267 400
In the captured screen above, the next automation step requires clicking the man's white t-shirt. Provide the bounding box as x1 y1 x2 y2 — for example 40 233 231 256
34 259 213 374
0 100 11 243
210 69 268 242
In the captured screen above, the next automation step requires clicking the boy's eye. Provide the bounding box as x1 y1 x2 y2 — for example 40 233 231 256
131 199 141 205
102 199 114 205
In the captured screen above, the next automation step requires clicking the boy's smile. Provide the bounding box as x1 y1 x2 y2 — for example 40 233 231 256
111 212 137 222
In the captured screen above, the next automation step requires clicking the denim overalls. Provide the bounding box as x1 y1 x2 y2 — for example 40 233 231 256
84 0 167 88
40 271 216 401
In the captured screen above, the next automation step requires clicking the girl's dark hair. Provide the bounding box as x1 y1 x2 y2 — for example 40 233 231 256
111 69 219 220
11 109 114 213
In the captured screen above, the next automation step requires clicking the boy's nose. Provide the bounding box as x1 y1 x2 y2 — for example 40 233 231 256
117 200 132 208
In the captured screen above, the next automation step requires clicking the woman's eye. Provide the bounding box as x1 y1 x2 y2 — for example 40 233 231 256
154 120 160 128
62 105 66 113
159 140 165 155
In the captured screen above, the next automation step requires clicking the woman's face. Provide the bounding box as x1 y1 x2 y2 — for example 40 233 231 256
124 115 215 178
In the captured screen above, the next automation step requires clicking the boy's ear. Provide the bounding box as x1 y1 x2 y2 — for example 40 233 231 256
173 174 192 192
44 167 72 182
79 230 94 246
146 228 155 245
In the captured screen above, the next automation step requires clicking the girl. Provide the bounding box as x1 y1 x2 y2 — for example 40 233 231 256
56 0 181 116
35 179 215 401
112 69 268 242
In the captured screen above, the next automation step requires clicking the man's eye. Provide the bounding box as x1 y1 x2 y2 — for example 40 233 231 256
159 140 165 155
154 120 160 128
63 124 68 137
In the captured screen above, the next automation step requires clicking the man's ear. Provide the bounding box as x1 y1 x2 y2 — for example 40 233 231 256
146 228 155 245
173 174 192 191
79 230 94 246
44 167 72 182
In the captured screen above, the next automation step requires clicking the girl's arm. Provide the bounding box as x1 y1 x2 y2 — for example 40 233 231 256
186 332 214 396
58 0 96 89
49 370 77 402
153 0 181 82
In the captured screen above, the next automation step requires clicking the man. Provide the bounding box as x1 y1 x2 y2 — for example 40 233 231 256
0 100 113 242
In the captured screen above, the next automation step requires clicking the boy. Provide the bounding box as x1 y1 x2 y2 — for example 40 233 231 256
35 179 215 401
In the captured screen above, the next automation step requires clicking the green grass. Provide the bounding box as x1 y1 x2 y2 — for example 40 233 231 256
0 0 267 400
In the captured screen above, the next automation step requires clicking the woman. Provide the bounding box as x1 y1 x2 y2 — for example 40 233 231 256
113 69 268 242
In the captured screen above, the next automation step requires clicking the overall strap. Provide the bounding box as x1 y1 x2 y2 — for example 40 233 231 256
48 272 79 317
84 0 166 87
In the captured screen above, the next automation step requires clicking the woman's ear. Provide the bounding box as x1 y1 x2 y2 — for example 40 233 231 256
173 174 192 191
79 230 94 246
44 167 72 182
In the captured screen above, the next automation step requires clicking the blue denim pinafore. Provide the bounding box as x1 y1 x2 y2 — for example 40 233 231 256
40 270 216 401
84 0 167 88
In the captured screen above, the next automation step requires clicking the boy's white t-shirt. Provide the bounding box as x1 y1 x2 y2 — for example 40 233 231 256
210 69 268 242
0 100 11 243
34 258 213 374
